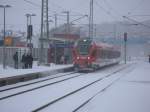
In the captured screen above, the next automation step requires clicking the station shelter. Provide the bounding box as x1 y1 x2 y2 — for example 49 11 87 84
48 34 80 64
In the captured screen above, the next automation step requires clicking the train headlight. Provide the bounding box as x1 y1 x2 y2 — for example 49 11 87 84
87 57 90 60
77 56 80 60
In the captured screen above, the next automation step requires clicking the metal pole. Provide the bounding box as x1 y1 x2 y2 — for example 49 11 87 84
66 11 70 35
94 24 96 37
0 5 11 69
91 0 93 39
54 14 57 29
62 11 70 35
29 15 31 25
54 14 57 64
89 0 93 39
26 14 29 44
3 7 6 69
125 40 127 64
124 32 127 64
113 23 117 45
114 24 116 39
62 11 70 63
67 11 70 63
29 15 32 53
46 0 49 64
46 0 49 39
89 1 91 39
40 0 44 64
89 16 90 38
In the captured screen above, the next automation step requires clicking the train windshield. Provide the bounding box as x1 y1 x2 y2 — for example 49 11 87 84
77 39 92 55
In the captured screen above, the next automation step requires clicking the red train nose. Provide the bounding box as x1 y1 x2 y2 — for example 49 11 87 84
77 56 91 67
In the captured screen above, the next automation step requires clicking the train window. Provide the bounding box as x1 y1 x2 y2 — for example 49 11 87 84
78 44 90 55
91 50 97 57
76 39 92 55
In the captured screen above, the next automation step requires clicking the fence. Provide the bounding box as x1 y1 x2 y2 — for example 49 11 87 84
0 47 48 68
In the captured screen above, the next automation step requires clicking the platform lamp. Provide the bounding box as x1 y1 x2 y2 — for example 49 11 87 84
0 5 11 69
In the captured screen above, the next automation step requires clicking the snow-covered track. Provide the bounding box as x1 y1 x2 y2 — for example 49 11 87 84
0 72 76 92
32 65 130 112
0 72 85 101
72 71 124 112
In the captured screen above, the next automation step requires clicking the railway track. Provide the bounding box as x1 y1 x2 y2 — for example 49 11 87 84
0 72 86 101
32 64 133 112
72 71 126 112
0 63 135 112
0 64 124 100
0 72 76 92
73 64 136 112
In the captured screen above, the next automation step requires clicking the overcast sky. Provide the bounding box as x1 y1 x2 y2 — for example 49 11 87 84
0 0 150 33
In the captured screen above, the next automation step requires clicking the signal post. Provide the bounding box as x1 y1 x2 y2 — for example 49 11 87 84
124 32 127 64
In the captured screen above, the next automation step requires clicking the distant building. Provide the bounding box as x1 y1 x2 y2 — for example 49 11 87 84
0 30 27 47
39 23 83 64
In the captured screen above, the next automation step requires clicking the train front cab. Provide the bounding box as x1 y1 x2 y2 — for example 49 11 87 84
73 46 98 72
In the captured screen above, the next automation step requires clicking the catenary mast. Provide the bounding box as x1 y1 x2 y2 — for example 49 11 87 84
40 0 49 64
89 0 94 40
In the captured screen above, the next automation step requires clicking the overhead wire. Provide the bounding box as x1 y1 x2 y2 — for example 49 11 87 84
127 0 145 15
23 0 57 13
22 0 86 26
102 0 123 18
94 0 120 21
66 0 90 15
23 0 68 22
23 0 41 8
23 0 87 20
128 15 150 17
123 16 150 29
96 0 150 30
23 0 150 30
35 0 86 16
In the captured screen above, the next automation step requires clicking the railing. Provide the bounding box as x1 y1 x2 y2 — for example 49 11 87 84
0 47 48 68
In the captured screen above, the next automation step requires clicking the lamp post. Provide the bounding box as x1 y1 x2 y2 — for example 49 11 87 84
47 20 57 64
44 19 53 36
29 14 36 25
0 5 11 69
25 14 30 44
25 13 36 51
62 11 70 36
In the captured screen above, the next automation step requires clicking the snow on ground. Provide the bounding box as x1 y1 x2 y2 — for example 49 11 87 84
78 61 150 112
0 60 150 112
0 62 72 79
0 63 129 112
40 63 134 112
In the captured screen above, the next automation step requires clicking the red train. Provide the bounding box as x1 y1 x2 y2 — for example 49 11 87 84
72 38 121 71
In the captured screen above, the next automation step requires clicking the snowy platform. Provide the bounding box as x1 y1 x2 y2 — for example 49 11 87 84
0 64 73 86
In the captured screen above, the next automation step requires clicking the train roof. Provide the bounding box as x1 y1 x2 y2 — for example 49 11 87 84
77 38 120 50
